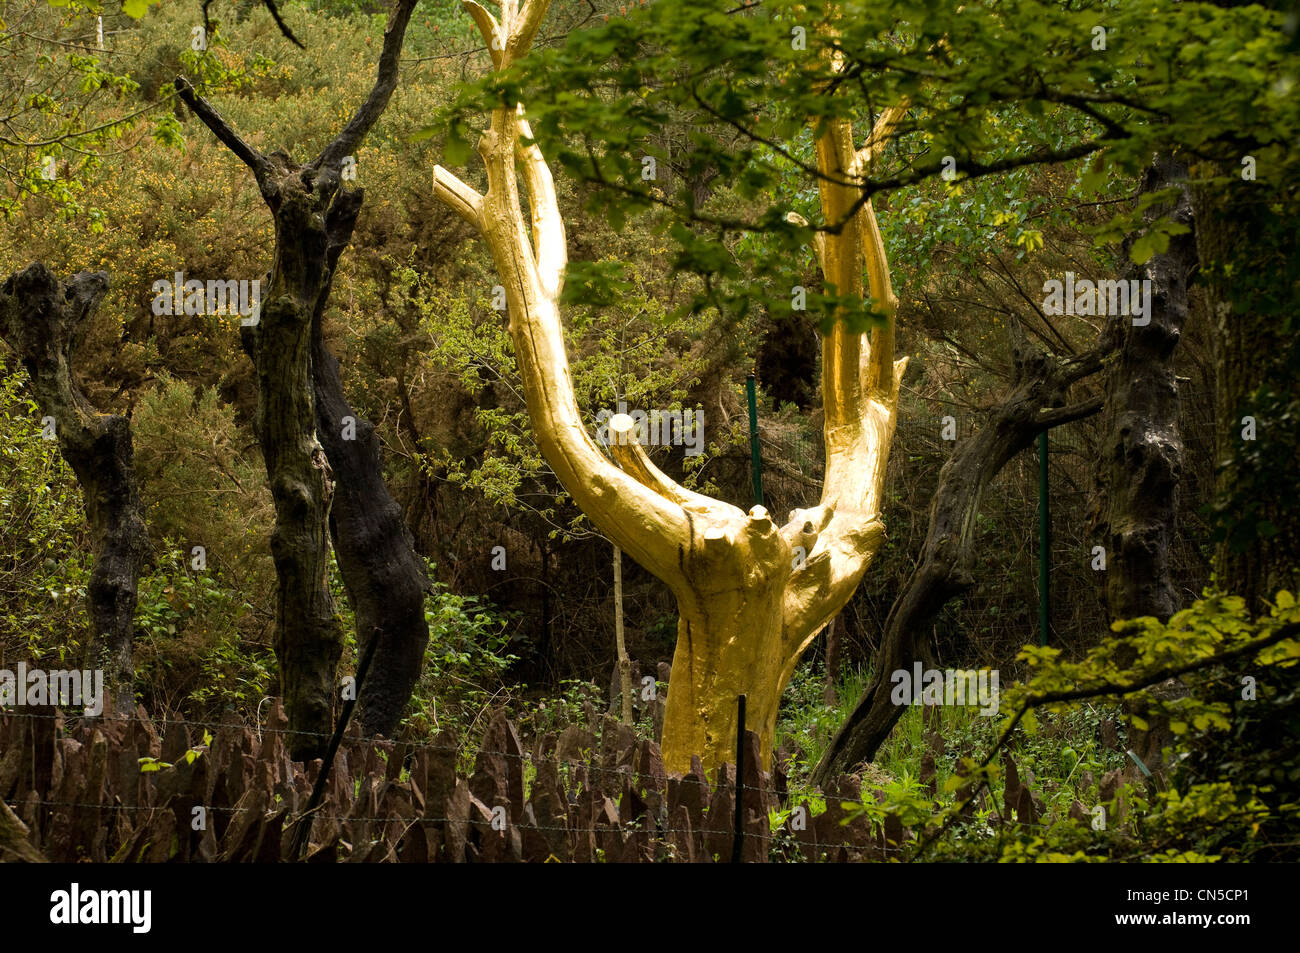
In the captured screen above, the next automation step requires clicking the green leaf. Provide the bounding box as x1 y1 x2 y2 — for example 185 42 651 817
1130 232 1168 265
443 120 473 167
1022 710 1038 735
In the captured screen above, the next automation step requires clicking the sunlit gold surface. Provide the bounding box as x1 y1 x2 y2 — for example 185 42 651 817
433 0 906 774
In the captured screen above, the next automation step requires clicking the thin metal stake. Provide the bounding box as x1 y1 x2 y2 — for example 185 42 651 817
1038 429 1050 647
732 693 746 863
746 374 764 508
291 628 381 860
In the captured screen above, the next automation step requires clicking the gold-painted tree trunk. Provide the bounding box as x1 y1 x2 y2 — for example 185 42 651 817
434 0 907 774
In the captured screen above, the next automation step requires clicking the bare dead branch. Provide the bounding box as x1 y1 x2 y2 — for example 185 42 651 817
315 0 420 173
173 77 271 183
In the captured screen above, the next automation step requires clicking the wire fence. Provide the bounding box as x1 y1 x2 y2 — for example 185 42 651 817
0 703 1081 863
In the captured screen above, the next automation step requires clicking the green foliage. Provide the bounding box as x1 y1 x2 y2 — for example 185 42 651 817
774 662 872 780
402 569 518 743
433 0 1300 327
138 729 211 774
131 375 271 586
0 361 92 664
133 543 271 716
524 677 605 738
947 592 1295 861
398 241 724 538
3 3 161 221
770 589 1299 861
124 375 275 717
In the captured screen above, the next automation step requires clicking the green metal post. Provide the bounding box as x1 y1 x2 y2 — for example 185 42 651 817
1038 429 1049 646
746 373 764 508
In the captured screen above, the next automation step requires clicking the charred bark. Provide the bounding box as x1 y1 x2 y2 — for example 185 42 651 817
813 326 1108 784
245 166 347 761
1094 155 1196 772
0 265 152 712
1097 155 1194 623
822 615 840 706
312 297 431 739
175 0 425 756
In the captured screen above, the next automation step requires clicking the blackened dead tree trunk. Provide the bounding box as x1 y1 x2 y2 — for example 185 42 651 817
175 0 426 754
312 310 432 738
813 321 1110 784
1097 155 1193 623
823 615 840 706
1094 155 1196 773
0 265 151 713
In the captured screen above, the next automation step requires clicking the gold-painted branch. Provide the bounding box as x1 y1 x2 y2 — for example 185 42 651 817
435 0 691 588
607 413 721 514
814 118 868 506
517 113 566 302
463 0 503 68
853 103 909 394
506 0 547 66
785 211 827 274
854 102 910 171
432 165 485 232
776 90 913 692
